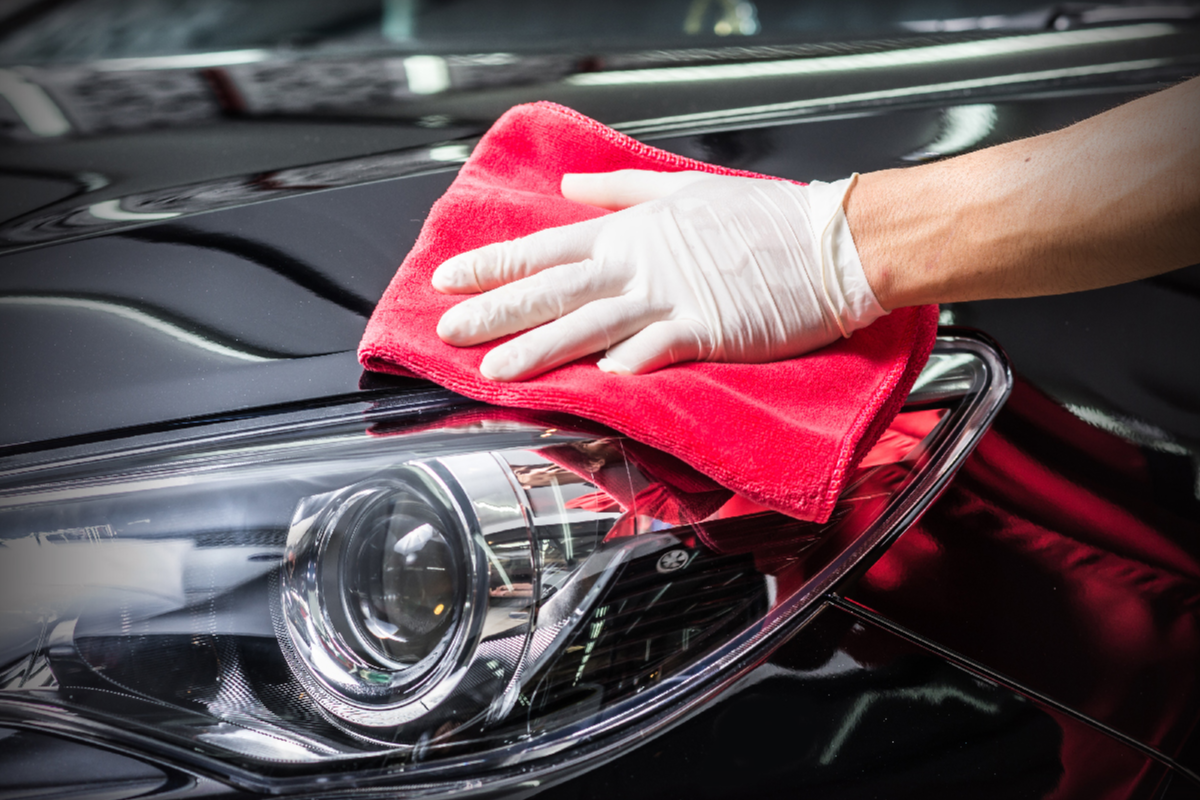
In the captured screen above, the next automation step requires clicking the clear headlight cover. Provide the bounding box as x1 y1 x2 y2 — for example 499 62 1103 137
0 335 1008 794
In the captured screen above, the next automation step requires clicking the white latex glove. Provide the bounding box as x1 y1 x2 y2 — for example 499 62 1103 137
432 170 886 381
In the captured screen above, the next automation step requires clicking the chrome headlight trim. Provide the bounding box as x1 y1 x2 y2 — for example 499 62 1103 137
278 455 540 730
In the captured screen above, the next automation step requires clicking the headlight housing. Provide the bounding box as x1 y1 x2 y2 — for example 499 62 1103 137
0 334 1008 794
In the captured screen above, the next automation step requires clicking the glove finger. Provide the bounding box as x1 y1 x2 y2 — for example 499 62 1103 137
431 216 602 294
437 259 624 346
597 318 711 375
479 296 655 381
561 169 716 211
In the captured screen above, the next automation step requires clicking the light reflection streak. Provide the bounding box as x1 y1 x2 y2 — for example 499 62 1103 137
0 294 276 363
819 685 1001 765
196 727 325 763
547 474 574 562
1064 403 1193 458
904 103 998 161
404 55 452 95
88 199 181 222
428 143 472 162
0 69 70 137
618 58 1168 135
478 534 515 591
570 23 1174 87
910 353 977 393
92 49 271 72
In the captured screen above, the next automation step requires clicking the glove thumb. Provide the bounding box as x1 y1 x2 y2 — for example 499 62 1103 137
562 169 714 211
597 318 711 375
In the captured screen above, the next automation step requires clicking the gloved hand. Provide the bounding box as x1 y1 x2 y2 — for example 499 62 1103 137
432 169 886 381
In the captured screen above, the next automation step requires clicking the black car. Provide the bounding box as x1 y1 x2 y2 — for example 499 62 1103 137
2 2 1199 798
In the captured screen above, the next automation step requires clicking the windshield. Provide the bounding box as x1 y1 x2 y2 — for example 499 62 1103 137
1 0 1190 64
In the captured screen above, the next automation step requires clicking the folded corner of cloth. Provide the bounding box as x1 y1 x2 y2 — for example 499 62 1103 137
358 100 939 523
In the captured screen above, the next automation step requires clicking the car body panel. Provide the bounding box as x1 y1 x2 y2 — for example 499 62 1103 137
845 378 1200 775
535 603 1178 800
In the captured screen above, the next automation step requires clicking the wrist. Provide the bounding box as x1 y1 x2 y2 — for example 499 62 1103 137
843 169 902 311
803 175 887 334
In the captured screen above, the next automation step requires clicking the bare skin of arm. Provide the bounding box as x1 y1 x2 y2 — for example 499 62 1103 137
845 76 1200 310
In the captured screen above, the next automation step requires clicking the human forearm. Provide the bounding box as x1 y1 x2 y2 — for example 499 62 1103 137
431 79 1200 380
846 77 1200 309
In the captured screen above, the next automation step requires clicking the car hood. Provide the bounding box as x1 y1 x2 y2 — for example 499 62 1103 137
1 21 1199 454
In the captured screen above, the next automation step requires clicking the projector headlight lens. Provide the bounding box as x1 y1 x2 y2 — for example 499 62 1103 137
346 502 460 668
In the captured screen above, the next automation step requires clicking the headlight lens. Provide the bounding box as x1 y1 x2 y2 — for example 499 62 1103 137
347 499 460 668
279 464 501 729
0 335 1008 793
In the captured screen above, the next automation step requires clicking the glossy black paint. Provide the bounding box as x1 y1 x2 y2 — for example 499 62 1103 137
949 270 1200 448
0 727 242 800
0 727 171 799
6 85 1200 454
843 375 1200 777
1 17 1199 800
533 604 1173 800
0 171 453 450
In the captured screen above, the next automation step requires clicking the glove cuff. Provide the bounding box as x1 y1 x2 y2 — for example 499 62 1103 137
806 175 888 337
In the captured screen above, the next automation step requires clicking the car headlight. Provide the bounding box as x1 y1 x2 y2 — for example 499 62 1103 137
0 334 1008 795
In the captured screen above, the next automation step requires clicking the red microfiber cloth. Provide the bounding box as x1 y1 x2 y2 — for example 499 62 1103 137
359 101 938 523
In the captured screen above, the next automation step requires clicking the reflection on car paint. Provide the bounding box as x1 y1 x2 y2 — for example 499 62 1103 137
542 604 1171 799
848 378 1200 774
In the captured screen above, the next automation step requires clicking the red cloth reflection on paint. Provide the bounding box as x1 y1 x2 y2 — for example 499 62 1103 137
848 379 1200 799
699 408 946 598
537 439 726 543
